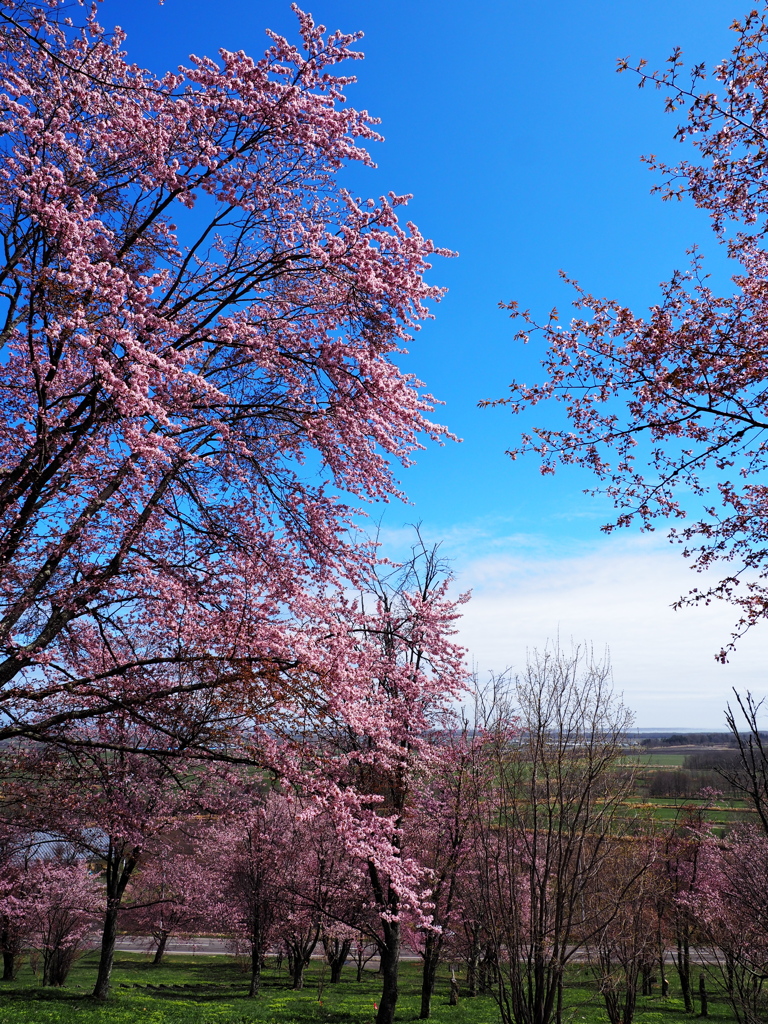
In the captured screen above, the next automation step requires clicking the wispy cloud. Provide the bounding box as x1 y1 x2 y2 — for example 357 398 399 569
448 530 768 730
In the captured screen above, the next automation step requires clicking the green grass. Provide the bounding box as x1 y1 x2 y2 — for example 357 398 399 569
0 952 739 1024
623 754 687 767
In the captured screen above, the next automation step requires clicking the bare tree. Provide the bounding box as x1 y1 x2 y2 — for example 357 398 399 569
471 643 641 1024
719 691 768 834
585 839 659 1024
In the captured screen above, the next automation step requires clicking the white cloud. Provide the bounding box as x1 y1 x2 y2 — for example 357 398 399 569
450 532 768 730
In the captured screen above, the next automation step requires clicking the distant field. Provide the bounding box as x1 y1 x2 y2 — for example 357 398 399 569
617 748 752 831
624 753 687 766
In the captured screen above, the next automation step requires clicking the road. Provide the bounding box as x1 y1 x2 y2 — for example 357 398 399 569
112 936 422 963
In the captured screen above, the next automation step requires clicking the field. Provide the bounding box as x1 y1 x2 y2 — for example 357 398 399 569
623 754 687 767
0 952 738 1024
618 748 753 832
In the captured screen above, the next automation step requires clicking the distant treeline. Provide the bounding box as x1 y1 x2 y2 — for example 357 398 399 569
639 732 767 747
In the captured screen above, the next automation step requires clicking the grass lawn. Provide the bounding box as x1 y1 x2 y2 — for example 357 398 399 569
0 952 738 1024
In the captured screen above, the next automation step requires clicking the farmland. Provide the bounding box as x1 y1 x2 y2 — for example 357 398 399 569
618 746 753 831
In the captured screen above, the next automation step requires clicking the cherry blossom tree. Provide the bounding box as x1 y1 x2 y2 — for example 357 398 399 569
0 10 473 1009
350 927 379 982
489 8 768 654
273 812 326 991
207 793 290 997
121 852 203 965
405 730 478 1019
0 831 98 987
25 855 99 987
322 925 356 985
653 801 713 1013
277 806 364 990
5 724 218 1000
449 853 492 998
0 0 452 748
324 539 467 1024
686 826 768 1024
0 826 38 981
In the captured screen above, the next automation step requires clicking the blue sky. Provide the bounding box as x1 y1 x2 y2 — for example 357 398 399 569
104 0 763 728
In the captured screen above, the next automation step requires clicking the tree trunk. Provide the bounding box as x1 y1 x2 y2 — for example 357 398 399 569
325 937 354 987
153 930 170 965
288 930 319 991
376 921 401 1024
248 937 262 997
42 952 53 987
43 947 72 987
449 973 459 1005
323 935 352 984
623 980 638 1024
699 973 708 1018
479 946 495 994
92 843 139 1001
641 961 653 996
247 912 266 998
92 902 120 1000
419 934 440 1019
676 930 693 1013
2 950 16 981
466 950 478 997
292 960 306 990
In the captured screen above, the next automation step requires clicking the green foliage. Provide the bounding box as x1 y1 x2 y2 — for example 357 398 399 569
0 952 739 1024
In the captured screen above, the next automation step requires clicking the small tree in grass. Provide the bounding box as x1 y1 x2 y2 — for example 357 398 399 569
27 857 98 987
122 852 202 965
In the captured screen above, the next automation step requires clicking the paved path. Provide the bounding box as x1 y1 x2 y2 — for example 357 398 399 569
115 936 230 956
113 936 420 963
113 936 723 967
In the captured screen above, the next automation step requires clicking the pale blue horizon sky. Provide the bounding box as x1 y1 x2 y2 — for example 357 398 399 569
104 0 762 729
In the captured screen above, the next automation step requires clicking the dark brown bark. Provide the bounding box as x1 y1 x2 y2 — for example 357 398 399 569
699 973 708 1017
463 922 481 997
323 935 352 984
419 932 441 1019
292 963 305 990
354 939 377 984
153 930 170 965
92 842 140 1001
722 692 768 835
92 903 120 1000
286 926 320 990
2 950 16 981
466 956 477 997
641 961 654 996
449 972 460 1005
676 931 693 1013
42 946 76 987
375 920 401 1024
248 941 262 997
